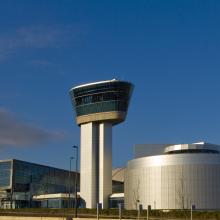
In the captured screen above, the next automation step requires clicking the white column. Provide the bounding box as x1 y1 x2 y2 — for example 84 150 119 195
80 122 98 208
99 122 112 208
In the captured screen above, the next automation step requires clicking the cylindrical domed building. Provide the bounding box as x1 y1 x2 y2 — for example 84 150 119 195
125 142 220 210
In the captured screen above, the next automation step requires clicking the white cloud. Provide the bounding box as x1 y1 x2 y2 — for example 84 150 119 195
0 24 85 60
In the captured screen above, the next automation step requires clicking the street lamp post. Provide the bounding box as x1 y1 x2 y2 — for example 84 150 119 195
69 156 74 208
72 145 78 217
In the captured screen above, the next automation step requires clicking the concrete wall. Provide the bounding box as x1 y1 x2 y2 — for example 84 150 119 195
80 122 99 208
99 122 112 208
80 122 113 209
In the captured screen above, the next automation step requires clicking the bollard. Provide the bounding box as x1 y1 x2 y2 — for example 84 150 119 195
147 205 151 220
97 203 102 220
191 204 196 220
118 203 122 220
97 203 99 220
147 208 149 220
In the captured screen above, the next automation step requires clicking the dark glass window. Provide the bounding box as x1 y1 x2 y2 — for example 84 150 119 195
75 100 128 116
74 91 129 106
73 81 132 97
70 81 133 117
13 160 79 195
0 161 12 188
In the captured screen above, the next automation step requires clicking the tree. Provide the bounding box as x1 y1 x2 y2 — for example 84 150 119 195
176 175 186 209
133 179 140 210
176 171 191 220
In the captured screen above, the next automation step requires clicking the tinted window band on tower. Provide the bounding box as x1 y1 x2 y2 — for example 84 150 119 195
75 100 128 116
73 82 132 97
74 91 130 106
69 80 133 118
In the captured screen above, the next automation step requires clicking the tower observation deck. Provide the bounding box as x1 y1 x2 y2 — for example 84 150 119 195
69 79 133 208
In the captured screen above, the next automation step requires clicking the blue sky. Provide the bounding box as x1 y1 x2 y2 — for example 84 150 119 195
0 0 220 169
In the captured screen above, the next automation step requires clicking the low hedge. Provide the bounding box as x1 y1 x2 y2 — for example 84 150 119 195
0 208 220 219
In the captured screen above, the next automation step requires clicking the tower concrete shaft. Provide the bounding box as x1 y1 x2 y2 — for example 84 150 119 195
80 122 112 208
99 123 112 208
80 122 98 208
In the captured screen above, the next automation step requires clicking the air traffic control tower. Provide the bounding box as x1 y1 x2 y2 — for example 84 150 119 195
69 79 133 208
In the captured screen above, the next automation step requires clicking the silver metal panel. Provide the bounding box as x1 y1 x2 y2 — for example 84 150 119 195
164 142 220 154
134 144 171 158
125 153 220 210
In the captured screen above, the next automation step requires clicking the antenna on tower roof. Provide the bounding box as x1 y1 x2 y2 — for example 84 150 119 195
112 72 119 81
113 72 116 80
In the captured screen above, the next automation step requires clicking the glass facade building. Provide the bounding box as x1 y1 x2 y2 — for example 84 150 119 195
0 159 124 209
0 159 79 209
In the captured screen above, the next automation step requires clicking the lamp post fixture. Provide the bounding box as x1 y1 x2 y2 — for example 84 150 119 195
72 145 79 217
69 156 74 208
